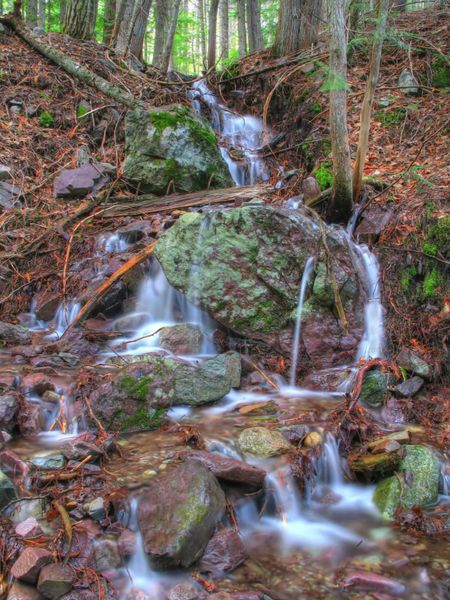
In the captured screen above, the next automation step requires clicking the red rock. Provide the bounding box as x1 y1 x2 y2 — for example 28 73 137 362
0 449 30 482
37 563 73 599
167 583 203 600
199 529 246 577
18 402 45 436
15 517 44 539
20 374 55 396
11 548 53 584
184 450 266 489
34 292 61 322
6 580 44 600
117 529 136 557
344 571 406 596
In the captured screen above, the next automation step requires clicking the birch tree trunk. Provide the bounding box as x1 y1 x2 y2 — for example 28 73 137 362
152 0 170 69
62 0 97 40
326 0 353 223
207 0 220 68
246 0 263 52
160 0 181 73
274 0 301 57
353 0 389 201
237 0 247 57
220 0 229 61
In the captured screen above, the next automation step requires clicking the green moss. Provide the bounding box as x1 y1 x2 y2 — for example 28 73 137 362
119 374 153 401
359 370 389 408
432 55 450 89
427 216 450 248
422 266 444 299
311 99 322 114
312 161 333 190
174 494 209 532
149 109 183 134
76 104 90 120
400 265 417 291
119 407 165 431
422 242 437 256
375 107 406 126
39 111 54 128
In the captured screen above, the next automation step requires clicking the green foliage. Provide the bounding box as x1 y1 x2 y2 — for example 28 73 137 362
427 216 450 248
400 265 417 291
422 242 437 257
319 69 350 93
39 111 54 128
76 104 90 120
311 99 322 114
221 52 241 78
422 267 443 299
432 55 450 89
313 161 333 190
375 107 405 126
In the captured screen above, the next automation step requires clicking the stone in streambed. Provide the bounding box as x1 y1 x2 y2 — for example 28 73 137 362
0 392 19 432
137 461 225 568
6 581 44 600
158 323 204 355
15 517 44 539
203 351 241 388
359 370 390 408
397 348 431 380
11 547 52 584
373 445 440 520
394 375 424 398
30 453 65 470
349 450 402 480
0 321 31 345
166 584 202 600
238 427 291 457
0 468 16 509
93 538 121 572
37 564 73 599
123 106 232 195
199 529 246 577
344 570 406 595
184 450 266 488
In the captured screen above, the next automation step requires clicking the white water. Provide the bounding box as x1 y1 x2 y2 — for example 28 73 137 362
191 79 270 186
289 256 315 385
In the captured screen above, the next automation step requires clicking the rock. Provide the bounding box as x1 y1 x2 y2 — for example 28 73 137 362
359 370 390 408
137 461 225 568
93 538 121 571
61 438 103 461
18 402 45 436
355 205 393 243
15 517 44 539
184 450 266 488
370 439 401 454
37 564 73 599
30 453 65 470
85 497 105 521
344 570 406 595
166 584 201 600
373 445 440 520
123 106 232 195
6 581 44 600
0 468 16 509
0 392 19 431
53 164 109 199
1 449 30 481
0 164 12 181
238 427 291 457
398 68 420 95
349 450 402 480
158 323 204 355
367 430 410 451
117 529 136 557
303 431 322 448
394 376 424 398
397 348 431 380
0 181 23 209
203 351 241 388
199 529 246 576
9 498 48 525
34 292 61 321
0 321 30 345
301 176 321 203
11 547 53 584
155 205 364 366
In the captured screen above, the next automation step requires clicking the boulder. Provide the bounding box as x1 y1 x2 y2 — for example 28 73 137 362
10 547 53 584
397 348 431 380
394 376 424 398
6 581 44 600
53 164 109 199
37 564 73 599
398 68 420 95
0 181 22 210
184 450 266 488
0 164 12 181
238 427 291 457
158 323 204 355
204 351 241 388
0 321 30 345
0 468 16 509
166 584 202 600
30 453 65 470
373 445 440 520
199 529 246 576
0 392 19 431
123 106 232 195
155 205 364 366
117 529 136 557
93 538 121 572
301 176 321 203
15 517 44 539
359 370 390 408
137 461 225 568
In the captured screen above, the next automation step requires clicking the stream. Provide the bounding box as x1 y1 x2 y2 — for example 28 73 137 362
1 83 448 600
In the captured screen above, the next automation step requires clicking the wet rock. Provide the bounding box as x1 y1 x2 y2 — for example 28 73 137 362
238 427 291 457
0 468 16 509
53 164 109 199
37 564 73 599
117 529 136 557
0 181 22 209
370 439 401 454
344 570 406 595
9 498 48 525
373 445 440 520
381 397 406 424
394 376 424 398
303 431 322 448
355 205 393 243
184 450 266 488
166 584 202 600
367 430 410 451
116 221 151 244
397 348 431 380
21 374 55 396
155 205 364 366
1 449 30 481
34 292 61 321
123 106 232 195
301 176 321 203
199 529 246 576
85 497 105 521
359 370 390 408
93 538 121 572
11 547 53 584
204 351 241 388
0 321 31 345
18 402 45 436
61 437 103 461
349 450 402 480
237 401 277 416
59 591 96 600
398 68 420 95
15 517 44 538
6 581 44 600
0 164 12 181
31 453 65 470
0 392 19 431
158 323 204 355
137 461 225 568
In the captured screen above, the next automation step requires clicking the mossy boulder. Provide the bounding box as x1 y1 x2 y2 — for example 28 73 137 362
155 205 364 368
238 427 291 457
123 106 232 195
137 461 225 568
158 323 204 355
373 445 440 520
359 370 390 408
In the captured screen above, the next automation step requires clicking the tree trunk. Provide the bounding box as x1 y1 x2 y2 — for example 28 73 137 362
60 0 66 31
62 0 97 40
160 0 181 73
114 0 153 59
103 0 115 44
198 0 206 68
299 0 322 48
207 0 220 68
274 0 301 57
27 0 38 26
220 0 229 61
13 0 22 18
326 0 353 223
246 0 263 52
152 0 170 69
237 0 247 58
353 0 389 201
38 0 45 28
392 0 406 11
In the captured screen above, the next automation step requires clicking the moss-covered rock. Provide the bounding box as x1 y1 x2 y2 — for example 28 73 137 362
238 427 291 457
155 205 364 367
359 370 390 408
123 106 232 195
373 445 440 520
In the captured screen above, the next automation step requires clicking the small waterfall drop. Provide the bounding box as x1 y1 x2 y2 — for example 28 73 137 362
289 256 315 385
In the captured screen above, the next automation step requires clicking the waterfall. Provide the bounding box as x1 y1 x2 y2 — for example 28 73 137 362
289 257 315 385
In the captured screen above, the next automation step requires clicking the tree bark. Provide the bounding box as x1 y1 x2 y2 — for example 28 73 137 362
62 0 97 40
38 0 45 29
160 0 181 73
152 0 170 69
274 0 301 57
299 0 322 48
207 0 220 68
198 0 207 68
26 0 38 26
246 0 263 52
127 0 152 59
326 0 353 223
353 0 389 201
103 0 115 44
114 0 152 59
220 0 229 61
237 0 247 58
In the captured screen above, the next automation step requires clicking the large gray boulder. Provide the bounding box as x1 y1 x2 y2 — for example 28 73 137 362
123 106 232 195
137 461 225 568
155 205 364 368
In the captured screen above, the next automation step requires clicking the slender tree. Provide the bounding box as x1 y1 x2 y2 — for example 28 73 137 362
237 0 247 57
62 0 97 40
274 0 301 57
114 0 153 59
207 0 220 68
246 0 263 52
198 0 207 67
160 0 181 73
326 0 353 223
38 0 45 29
299 0 322 48
220 0 229 61
103 0 115 44
153 0 170 69
27 0 38 26
353 0 389 201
